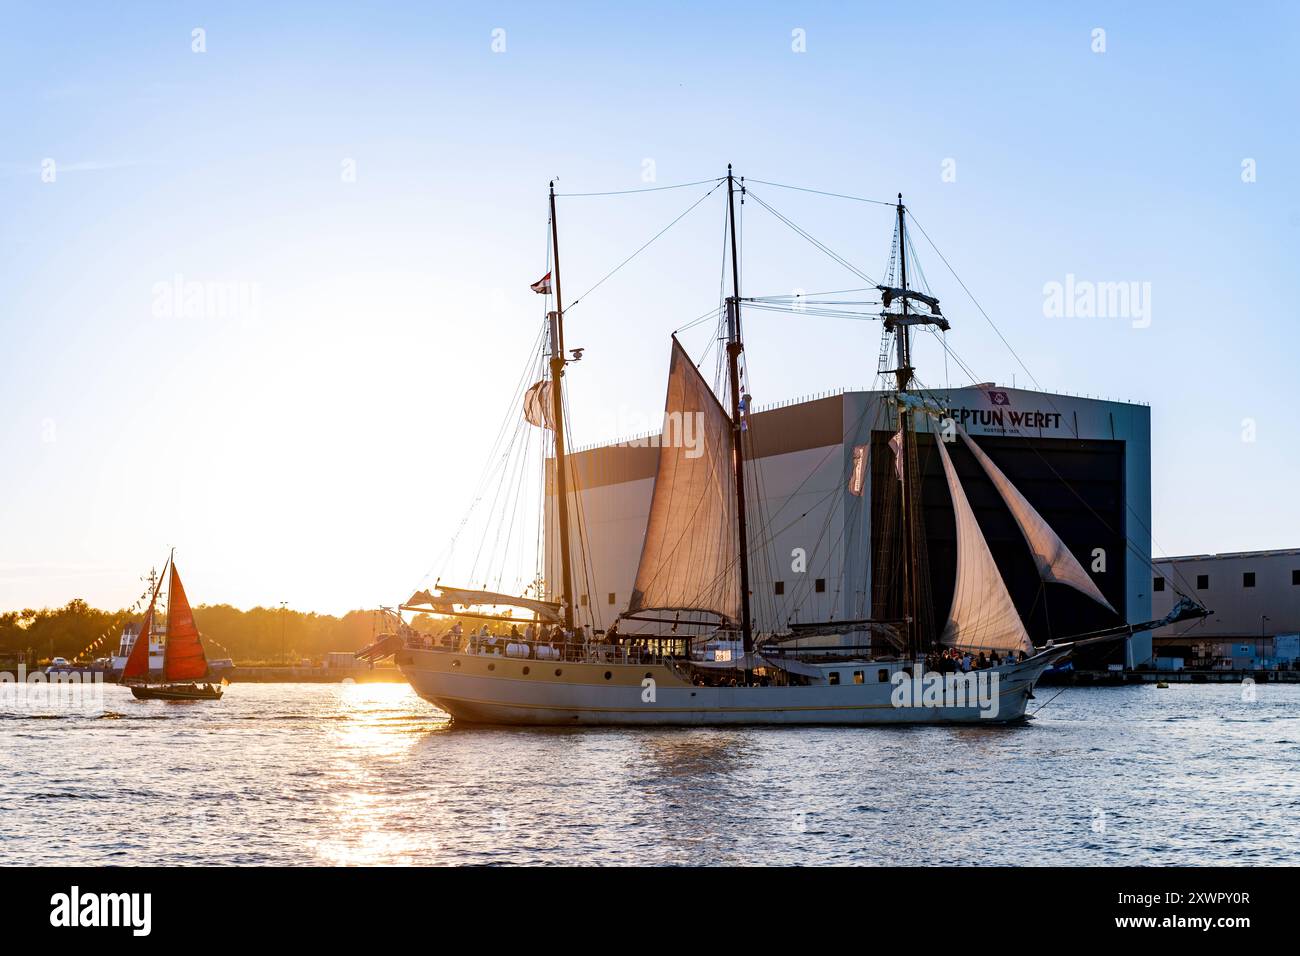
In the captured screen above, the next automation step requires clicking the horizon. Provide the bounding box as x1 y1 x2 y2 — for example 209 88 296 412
3 1 1298 616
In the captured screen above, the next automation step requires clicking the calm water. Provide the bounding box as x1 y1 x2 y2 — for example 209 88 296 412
2 681 1297 865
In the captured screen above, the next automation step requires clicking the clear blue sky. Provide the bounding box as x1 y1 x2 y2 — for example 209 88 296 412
2 1 1297 614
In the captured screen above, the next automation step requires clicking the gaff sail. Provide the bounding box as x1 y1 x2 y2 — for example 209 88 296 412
626 337 740 623
956 427 1115 613
164 563 209 682
935 435 1034 656
404 587 563 624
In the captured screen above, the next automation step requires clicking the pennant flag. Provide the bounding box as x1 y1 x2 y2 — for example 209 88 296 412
848 444 868 497
530 272 552 294
888 429 904 481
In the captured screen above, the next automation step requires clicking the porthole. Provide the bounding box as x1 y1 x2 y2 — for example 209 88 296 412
644 672 653 680
522 666 530 675
555 669 563 677
487 663 495 671
604 671 612 680
451 660 461 668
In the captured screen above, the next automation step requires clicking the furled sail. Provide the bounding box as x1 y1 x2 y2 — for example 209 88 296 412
935 436 1034 655
404 587 563 624
523 381 555 429
957 427 1115 613
164 563 209 681
626 337 740 622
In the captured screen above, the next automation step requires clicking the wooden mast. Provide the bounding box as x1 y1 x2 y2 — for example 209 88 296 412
548 181 576 631
724 165 754 666
893 196 920 658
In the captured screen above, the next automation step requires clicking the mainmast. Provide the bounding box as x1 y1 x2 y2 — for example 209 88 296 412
724 165 754 662
548 181 576 631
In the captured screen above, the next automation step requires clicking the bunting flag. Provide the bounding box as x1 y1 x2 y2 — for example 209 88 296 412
530 272 551 294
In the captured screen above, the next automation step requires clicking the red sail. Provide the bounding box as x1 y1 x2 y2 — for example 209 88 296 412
122 578 163 680
164 563 209 682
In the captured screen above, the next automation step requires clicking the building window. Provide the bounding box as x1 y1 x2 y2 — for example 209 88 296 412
1153 576 1165 592
827 671 840 685
814 578 826 593
607 593 616 605
774 581 784 595
1196 574 1209 590
853 671 865 685
1243 572 1256 588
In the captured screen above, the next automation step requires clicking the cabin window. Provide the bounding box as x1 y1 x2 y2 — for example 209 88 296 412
827 671 840 685
1153 576 1165 592
878 668 890 683
607 593 616 605
580 594 589 606
1294 569 1300 586
1243 572 1256 588
852 670 864 684
814 578 826 593
1196 574 1209 590
774 581 785 595
604 671 612 680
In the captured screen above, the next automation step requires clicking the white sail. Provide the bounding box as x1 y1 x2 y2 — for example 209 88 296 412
935 436 1034 656
626 337 740 622
957 427 1115 613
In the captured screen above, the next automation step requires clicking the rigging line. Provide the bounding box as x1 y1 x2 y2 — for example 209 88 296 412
745 178 897 207
673 303 726 335
565 180 725 313
905 208 1048 401
745 189 879 286
554 177 724 197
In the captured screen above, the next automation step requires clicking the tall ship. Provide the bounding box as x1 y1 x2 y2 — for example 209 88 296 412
383 169 1206 725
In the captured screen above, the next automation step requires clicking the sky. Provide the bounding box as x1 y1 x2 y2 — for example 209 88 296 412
1 1 1297 615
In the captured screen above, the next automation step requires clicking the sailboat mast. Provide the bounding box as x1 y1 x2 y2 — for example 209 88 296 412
548 181 576 631
725 165 754 659
893 196 921 658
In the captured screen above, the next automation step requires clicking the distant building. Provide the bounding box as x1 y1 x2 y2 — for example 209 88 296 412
547 385 1154 667
1151 549 1300 670
324 652 356 668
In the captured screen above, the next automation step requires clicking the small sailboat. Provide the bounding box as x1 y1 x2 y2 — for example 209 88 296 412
393 169 1207 725
122 552 224 702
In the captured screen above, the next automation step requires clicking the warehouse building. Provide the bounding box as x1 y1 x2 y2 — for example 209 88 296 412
548 384 1155 667
1150 549 1300 671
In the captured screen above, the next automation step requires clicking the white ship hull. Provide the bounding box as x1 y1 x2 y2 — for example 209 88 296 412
397 645 1068 726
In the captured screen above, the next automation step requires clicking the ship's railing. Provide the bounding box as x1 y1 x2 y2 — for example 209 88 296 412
402 634 671 667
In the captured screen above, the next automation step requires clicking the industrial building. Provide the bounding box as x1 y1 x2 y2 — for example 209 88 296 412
1151 549 1300 671
547 384 1154 667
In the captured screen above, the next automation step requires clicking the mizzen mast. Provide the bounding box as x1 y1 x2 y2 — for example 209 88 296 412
881 195 949 657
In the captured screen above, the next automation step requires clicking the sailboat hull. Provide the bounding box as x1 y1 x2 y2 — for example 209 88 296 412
398 647 1063 726
129 683 223 702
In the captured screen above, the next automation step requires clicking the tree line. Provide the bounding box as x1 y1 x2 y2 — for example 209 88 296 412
0 599 438 665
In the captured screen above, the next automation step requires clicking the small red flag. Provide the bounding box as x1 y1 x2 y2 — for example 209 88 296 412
530 272 551 294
